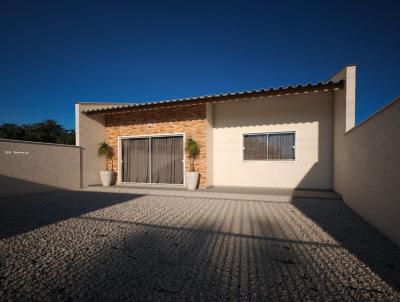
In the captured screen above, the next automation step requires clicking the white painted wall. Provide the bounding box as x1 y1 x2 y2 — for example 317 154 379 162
206 103 214 187
212 91 334 189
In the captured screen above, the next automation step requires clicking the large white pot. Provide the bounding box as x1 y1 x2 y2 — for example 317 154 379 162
100 170 114 187
185 171 199 191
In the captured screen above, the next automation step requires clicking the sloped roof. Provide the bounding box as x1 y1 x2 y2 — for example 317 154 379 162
83 80 344 115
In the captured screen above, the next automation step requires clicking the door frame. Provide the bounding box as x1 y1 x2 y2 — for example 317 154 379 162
117 133 186 186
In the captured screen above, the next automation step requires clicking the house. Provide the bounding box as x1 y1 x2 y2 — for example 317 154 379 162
75 65 355 190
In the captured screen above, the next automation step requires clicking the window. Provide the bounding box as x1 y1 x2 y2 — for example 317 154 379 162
243 132 295 160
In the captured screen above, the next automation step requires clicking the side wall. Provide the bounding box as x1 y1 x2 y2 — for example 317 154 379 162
104 104 208 188
76 103 109 187
212 91 334 189
334 98 400 245
0 139 81 196
331 66 356 190
206 103 214 187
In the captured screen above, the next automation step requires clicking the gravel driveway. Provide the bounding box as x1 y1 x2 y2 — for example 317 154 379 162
0 190 399 301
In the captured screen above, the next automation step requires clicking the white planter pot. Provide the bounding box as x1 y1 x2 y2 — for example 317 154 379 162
100 171 114 187
185 171 199 191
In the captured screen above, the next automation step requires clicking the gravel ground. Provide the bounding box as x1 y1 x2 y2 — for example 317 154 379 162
0 190 399 301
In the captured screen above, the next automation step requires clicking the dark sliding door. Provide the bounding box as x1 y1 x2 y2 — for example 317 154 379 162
121 138 150 183
151 136 183 184
121 136 183 184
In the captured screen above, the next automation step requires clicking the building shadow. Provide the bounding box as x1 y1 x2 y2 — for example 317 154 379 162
0 176 142 239
212 94 400 294
14 196 395 301
289 103 400 292
0 175 63 197
1 190 399 300
292 197 400 292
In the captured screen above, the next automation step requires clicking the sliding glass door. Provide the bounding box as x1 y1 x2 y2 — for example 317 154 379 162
151 136 183 184
121 135 183 184
121 138 150 183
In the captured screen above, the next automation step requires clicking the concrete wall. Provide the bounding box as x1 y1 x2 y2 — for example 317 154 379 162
75 103 109 187
212 91 334 189
331 65 356 191
333 98 400 245
331 65 400 245
76 102 145 187
0 139 81 196
206 103 214 187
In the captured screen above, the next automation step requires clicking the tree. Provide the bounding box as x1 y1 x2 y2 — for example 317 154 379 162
0 123 25 140
98 142 113 171
0 119 75 145
185 138 200 172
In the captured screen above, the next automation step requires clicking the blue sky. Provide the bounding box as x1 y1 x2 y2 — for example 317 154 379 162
1 0 399 129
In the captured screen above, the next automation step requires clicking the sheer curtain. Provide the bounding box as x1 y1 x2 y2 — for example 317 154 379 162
151 136 183 184
122 138 149 183
244 134 268 160
244 133 295 160
268 133 295 160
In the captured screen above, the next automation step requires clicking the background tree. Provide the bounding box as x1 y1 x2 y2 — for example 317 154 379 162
0 119 75 145
0 123 25 140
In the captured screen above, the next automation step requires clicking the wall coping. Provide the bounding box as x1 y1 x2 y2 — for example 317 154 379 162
0 138 82 149
345 96 400 135
328 63 357 81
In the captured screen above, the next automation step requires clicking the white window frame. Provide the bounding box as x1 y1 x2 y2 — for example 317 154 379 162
242 131 296 161
118 133 186 186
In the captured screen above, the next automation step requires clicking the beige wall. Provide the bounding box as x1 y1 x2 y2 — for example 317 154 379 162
206 103 214 187
0 139 81 196
331 65 356 191
331 65 356 132
76 103 110 186
333 98 400 245
212 91 334 189
331 65 400 246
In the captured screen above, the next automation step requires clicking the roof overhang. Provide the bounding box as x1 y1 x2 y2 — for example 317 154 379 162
83 80 344 116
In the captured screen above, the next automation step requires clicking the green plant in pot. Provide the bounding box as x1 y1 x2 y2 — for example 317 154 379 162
185 138 200 190
98 142 114 186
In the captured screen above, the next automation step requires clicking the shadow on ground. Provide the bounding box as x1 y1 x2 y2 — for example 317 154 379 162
0 192 399 301
0 190 142 239
293 197 400 293
74 196 400 301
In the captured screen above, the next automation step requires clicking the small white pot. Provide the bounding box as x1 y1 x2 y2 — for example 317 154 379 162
185 171 199 191
100 170 114 187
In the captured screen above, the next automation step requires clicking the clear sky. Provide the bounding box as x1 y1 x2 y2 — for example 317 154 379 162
1 0 399 129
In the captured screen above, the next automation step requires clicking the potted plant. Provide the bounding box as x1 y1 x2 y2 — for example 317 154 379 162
98 142 114 187
185 138 200 190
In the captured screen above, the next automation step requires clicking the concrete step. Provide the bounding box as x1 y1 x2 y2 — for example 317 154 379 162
84 185 341 202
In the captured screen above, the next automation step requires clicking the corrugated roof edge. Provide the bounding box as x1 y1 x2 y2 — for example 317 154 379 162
76 102 136 105
83 80 344 115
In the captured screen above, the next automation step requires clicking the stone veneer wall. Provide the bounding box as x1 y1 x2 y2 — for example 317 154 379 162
105 104 207 188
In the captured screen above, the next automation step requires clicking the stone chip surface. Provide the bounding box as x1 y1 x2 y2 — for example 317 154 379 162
0 190 399 301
